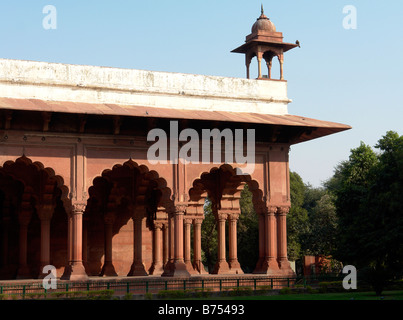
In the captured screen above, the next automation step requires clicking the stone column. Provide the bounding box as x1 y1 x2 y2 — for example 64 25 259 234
278 54 284 80
61 203 88 280
37 204 55 278
192 218 207 274
277 206 294 275
162 211 175 276
266 206 280 272
267 59 273 79
150 222 164 275
184 218 197 274
245 55 252 79
228 212 243 274
162 223 169 266
213 212 230 274
257 55 263 79
16 207 33 279
128 207 148 276
169 205 190 277
100 212 117 276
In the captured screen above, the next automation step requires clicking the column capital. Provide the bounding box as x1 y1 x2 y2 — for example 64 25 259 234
228 212 240 221
267 206 278 215
18 208 33 226
36 203 55 221
216 211 228 221
154 221 164 230
173 203 187 215
71 202 86 215
184 217 193 225
194 217 204 225
277 206 290 215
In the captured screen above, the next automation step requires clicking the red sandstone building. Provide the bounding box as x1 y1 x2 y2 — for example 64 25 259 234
0 9 350 281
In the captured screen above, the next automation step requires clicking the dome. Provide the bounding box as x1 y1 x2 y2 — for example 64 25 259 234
251 8 276 34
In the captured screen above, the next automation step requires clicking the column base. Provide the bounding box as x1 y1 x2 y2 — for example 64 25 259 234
162 260 190 277
253 258 281 275
61 261 88 281
212 260 230 275
100 262 118 277
193 261 208 275
278 258 296 276
127 262 148 277
149 262 165 276
228 260 244 275
252 257 265 274
185 261 199 275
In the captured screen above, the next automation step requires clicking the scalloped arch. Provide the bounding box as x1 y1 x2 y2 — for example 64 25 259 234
0 156 69 203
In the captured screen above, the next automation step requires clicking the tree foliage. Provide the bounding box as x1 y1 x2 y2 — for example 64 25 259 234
331 132 403 294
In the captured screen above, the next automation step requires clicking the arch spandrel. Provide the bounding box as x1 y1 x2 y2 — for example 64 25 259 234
188 163 265 212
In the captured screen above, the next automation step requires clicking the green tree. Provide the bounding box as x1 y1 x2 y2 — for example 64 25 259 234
332 133 403 295
237 184 259 273
287 172 309 261
201 198 217 273
306 193 338 256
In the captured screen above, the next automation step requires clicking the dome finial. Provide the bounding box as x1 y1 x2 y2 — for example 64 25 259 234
261 4 264 15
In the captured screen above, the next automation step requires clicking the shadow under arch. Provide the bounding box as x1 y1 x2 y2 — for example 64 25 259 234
0 156 70 279
84 159 173 276
188 164 265 274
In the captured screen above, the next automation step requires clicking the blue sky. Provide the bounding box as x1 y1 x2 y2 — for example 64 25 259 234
0 1 402 187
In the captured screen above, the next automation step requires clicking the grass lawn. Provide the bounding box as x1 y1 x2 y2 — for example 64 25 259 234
224 290 403 300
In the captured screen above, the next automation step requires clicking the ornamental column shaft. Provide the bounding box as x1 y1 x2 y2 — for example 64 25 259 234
100 212 117 277
150 222 164 275
213 212 230 274
184 218 195 273
193 218 206 274
277 206 292 272
163 223 169 266
266 207 278 265
61 203 88 280
128 207 148 276
16 207 32 279
37 204 54 278
163 205 190 277
228 213 243 274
